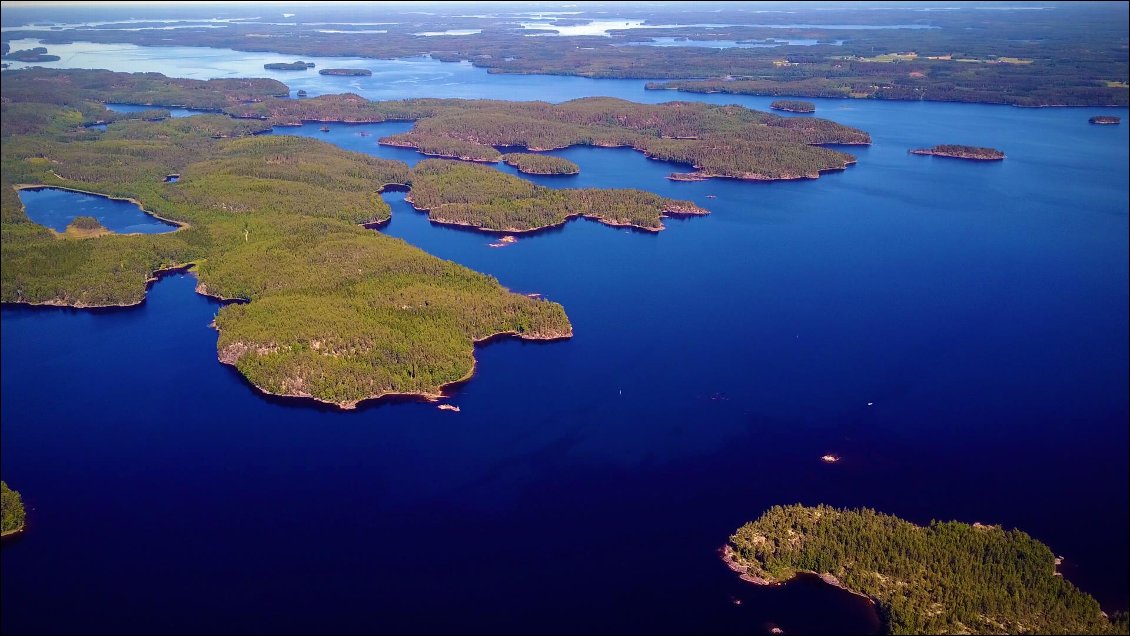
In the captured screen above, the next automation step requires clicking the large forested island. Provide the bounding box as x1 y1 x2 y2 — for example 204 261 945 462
1 481 26 537
910 145 1005 161
365 98 866 181
408 160 704 232
2 46 60 63
726 505 1128 635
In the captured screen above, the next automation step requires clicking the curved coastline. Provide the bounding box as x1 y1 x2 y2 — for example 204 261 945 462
213 322 573 411
721 545 877 606
13 184 190 235
402 191 706 234
384 137 863 182
1 263 199 310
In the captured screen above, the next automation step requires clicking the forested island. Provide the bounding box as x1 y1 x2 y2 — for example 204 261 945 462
1 481 26 537
1089 116 1121 125
770 100 816 114
1 68 574 409
726 505 1128 635
364 97 866 181
2 46 60 63
910 145 1005 161
318 68 373 77
264 61 315 70
408 159 705 232
500 153 580 175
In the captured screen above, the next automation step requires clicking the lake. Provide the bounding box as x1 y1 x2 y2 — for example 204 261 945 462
2 41 1128 635
17 187 180 234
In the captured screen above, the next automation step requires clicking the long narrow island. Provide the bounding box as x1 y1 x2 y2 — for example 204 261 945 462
501 153 580 175
318 68 373 76
910 144 1005 161
265 61 315 70
770 99 816 113
725 505 1126 635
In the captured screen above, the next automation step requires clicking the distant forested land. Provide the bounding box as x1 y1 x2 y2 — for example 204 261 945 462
3 2 1125 106
1 70 572 408
408 159 705 232
728 505 1128 635
1 481 26 536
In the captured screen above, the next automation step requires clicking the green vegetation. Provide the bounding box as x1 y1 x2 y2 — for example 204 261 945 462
2 69 572 408
501 153 580 175
408 159 706 232
318 68 373 76
770 100 816 113
264 61 315 70
910 145 1005 161
728 505 1125 635
1 481 26 536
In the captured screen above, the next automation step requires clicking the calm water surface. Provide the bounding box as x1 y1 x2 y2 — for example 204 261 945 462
1 42 1128 635
18 187 179 234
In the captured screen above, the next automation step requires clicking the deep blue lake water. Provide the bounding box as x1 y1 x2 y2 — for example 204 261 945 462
17 187 180 234
2 42 1129 635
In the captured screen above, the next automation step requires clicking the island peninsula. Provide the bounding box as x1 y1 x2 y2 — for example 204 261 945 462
726 505 1126 635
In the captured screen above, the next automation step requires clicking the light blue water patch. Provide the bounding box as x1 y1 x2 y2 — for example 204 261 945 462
105 103 210 118
18 187 180 234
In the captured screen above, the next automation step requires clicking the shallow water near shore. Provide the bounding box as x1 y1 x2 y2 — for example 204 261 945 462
2 39 1129 635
